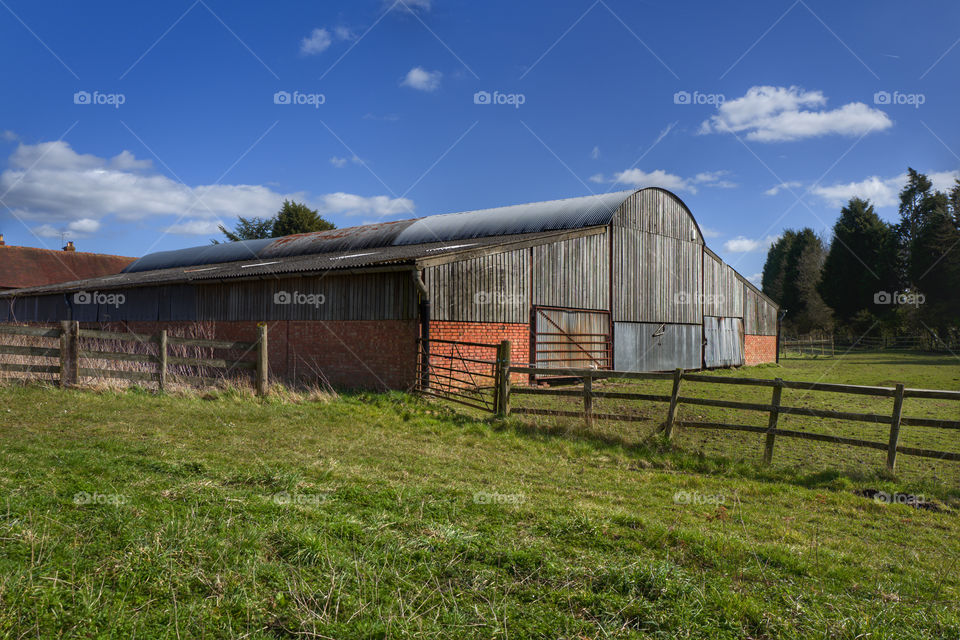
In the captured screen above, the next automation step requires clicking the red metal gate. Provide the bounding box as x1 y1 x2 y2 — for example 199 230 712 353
531 306 612 377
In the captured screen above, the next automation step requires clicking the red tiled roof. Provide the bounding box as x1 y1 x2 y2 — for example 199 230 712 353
0 246 136 289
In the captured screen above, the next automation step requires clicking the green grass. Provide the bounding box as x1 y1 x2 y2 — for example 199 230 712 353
0 352 958 638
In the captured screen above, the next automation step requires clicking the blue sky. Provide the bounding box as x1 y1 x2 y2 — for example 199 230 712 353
1 0 958 283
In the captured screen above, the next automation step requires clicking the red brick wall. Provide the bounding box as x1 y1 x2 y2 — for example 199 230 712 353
91 320 419 390
744 334 777 366
428 321 530 384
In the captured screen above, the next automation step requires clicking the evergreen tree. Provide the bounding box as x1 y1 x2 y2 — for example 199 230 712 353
761 231 797 304
271 200 335 237
896 168 936 285
780 228 832 334
213 216 274 244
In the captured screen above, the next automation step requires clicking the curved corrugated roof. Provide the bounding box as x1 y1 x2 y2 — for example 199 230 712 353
124 189 639 273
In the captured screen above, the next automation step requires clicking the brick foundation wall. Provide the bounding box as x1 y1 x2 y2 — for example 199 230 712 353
428 321 530 384
92 320 419 390
744 334 777 366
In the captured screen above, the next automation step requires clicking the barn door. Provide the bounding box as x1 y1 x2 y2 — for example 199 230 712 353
531 306 612 376
703 316 745 367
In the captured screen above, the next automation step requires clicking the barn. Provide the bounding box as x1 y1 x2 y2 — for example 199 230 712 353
0 188 778 389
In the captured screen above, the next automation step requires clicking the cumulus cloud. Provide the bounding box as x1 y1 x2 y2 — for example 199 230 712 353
764 181 802 196
699 227 722 239
591 168 736 194
0 139 416 236
1 130 18 142
401 67 442 92
165 220 222 236
723 235 778 253
699 86 892 142
590 146 600 160
810 170 959 208
300 28 333 55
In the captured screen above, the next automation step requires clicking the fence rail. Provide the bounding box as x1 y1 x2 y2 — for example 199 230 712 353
416 353 960 473
0 322 269 395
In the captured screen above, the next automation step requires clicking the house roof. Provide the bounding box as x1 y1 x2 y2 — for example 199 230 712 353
0 245 135 290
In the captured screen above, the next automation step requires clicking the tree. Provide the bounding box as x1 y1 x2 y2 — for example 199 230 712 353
271 200 335 237
895 168 936 286
761 230 798 304
213 216 274 244
214 200 336 243
910 192 960 334
818 198 898 327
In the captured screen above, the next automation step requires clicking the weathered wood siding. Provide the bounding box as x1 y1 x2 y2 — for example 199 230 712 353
531 232 608 309
703 251 744 318
612 188 702 243
742 280 778 335
703 316 745 367
613 228 702 324
424 249 529 323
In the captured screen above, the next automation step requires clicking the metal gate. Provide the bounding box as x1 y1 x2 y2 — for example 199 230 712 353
416 338 499 411
531 306 612 375
703 316 744 367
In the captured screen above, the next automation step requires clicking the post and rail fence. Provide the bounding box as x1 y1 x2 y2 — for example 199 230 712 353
0 322 270 395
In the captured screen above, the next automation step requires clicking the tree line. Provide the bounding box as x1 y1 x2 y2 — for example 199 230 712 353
762 168 960 342
213 200 335 243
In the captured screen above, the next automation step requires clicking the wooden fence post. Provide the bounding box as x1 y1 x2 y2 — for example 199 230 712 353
664 368 682 440
583 374 593 428
256 323 269 397
495 340 511 417
158 330 168 392
59 320 79 388
886 383 905 472
763 378 783 465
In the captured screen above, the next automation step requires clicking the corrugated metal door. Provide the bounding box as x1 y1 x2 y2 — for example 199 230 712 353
532 306 612 372
703 316 745 367
613 322 702 371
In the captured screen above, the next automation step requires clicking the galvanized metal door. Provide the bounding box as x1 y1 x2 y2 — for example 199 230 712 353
613 322 702 371
703 316 744 367
532 306 612 373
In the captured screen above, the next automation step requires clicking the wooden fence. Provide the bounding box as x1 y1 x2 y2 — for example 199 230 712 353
0 322 269 395
482 362 960 473
779 337 835 358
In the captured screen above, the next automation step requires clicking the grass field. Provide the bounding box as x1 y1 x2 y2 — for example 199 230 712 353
0 351 958 638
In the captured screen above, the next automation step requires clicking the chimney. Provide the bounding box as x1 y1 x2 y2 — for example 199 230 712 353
63 241 76 252
0 234 5 246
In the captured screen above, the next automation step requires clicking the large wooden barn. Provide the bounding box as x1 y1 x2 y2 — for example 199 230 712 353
0 188 778 389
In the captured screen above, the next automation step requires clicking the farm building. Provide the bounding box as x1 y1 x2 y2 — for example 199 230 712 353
0 188 778 389
0 237 135 291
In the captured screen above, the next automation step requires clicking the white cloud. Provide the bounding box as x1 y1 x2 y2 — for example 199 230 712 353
166 220 222 235
388 0 431 11
330 155 362 168
300 28 332 55
31 224 61 239
333 26 354 40
810 170 960 208
401 66 442 92
1 130 18 142
724 235 778 253
0 140 415 236
590 146 600 160
699 226 722 239
748 272 763 286
68 218 100 234
593 168 736 194
699 86 892 142
764 181 802 196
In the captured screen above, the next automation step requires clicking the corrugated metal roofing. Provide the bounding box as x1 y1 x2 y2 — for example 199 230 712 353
123 190 637 273
0 230 587 297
